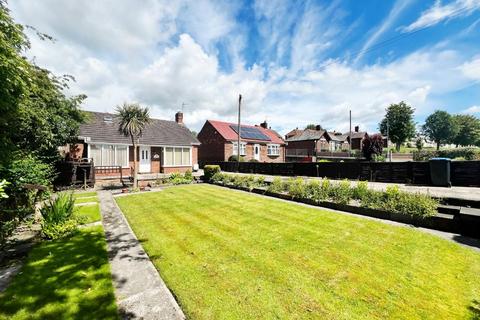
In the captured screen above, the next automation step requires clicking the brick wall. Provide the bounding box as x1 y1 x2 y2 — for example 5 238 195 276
198 122 226 161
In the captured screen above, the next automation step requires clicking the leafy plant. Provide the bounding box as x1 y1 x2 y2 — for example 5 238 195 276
304 180 322 202
286 177 305 199
228 155 245 162
40 192 77 239
329 180 352 204
267 177 284 193
169 172 193 185
203 165 220 181
423 110 458 150
352 181 369 200
379 101 416 151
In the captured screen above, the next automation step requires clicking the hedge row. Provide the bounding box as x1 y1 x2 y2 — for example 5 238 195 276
210 173 438 218
413 148 480 161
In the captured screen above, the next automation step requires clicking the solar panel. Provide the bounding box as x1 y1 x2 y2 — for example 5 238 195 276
230 124 271 141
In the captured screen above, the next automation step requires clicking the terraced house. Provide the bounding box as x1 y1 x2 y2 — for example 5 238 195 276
66 111 200 179
197 120 286 162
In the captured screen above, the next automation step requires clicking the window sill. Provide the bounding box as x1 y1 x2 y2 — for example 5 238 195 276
162 165 192 168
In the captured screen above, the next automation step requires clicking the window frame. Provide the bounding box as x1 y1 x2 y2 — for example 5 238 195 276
232 142 247 156
88 143 130 168
162 146 192 167
267 144 281 156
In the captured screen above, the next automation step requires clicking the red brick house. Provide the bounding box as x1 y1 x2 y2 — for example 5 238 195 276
198 120 285 162
67 111 200 177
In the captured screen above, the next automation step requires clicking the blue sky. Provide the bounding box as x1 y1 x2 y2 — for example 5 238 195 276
10 0 480 134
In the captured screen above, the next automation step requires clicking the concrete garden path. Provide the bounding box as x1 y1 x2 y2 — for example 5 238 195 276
98 191 185 320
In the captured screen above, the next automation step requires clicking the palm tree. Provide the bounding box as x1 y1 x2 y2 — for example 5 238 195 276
116 102 150 188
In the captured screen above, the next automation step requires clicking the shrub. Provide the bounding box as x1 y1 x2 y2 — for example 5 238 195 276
382 185 438 217
413 148 480 161
256 176 266 187
304 180 322 202
203 165 220 181
329 180 352 204
362 134 384 161
184 169 193 181
211 172 227 184
40 192 77 240
359 189 384 209
286 177 305 199
228 155 245 162
352 181 369 200
248 158 259 162
169 172 193 185
267 177 284 193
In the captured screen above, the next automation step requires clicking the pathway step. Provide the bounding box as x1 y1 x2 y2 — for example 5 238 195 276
437 205 461 215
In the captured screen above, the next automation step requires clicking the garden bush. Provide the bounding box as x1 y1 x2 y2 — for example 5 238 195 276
228 155 245 162
267 177 284 193
286 177 306 199
329 180 352 204
0 155 55 246
40 192 77 240
211 173 438 218
169 172 193 185
413 148 480 161
203 165 220 181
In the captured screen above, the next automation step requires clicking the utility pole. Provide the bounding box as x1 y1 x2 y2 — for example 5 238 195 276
237 94 242 172
349 109 352 156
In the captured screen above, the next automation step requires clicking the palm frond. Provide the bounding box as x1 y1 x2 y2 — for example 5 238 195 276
115 102 150 138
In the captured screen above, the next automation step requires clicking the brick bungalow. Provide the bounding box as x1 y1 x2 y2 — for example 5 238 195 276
197 120 285 162
285 126 351 161
67 111 200 177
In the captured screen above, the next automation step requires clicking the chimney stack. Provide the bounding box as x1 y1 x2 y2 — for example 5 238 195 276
315 125 322 131
260 120 268 129
175 111 183 125
354 125 359 133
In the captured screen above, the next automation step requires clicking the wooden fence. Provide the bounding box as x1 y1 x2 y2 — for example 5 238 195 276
203 161 480 187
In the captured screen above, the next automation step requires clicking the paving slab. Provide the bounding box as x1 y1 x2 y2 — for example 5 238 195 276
98 191 185 320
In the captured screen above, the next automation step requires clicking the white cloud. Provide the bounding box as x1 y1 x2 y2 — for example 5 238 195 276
402 0 480 32
8 0 480 135
459 56 480 79
462 105 480 113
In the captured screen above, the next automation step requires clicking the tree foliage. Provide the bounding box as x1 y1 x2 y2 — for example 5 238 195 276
116 103 150 187
0 3 86 164
362 134 384 161
451 114 480 147
379 102 416 151
305 124 322 130
423 110 458 150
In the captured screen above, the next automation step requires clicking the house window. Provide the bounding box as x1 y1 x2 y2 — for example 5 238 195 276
89 144 129 167
164 147 191 166
267 144 280 156
232 142 246 156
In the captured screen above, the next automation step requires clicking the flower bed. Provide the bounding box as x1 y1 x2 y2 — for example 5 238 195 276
208 173 459 233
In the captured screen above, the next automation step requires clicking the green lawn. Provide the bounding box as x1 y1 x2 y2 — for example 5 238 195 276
74 196 99 204
73 191 97 199
74 204 101 224
116 184 480 320
0 226 118 320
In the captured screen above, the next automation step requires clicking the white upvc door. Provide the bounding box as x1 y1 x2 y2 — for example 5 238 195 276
253 144 261 161
139 146 151 172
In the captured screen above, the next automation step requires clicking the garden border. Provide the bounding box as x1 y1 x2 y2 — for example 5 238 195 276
210 182 479 238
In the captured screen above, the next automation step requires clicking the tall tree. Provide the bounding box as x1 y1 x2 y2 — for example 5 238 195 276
305 124 321 130
451 114 480 147
379 101 416 152
116 103 150 188
423 110 458 150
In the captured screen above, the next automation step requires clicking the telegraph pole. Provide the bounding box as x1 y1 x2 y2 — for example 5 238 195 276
237 94 242 172
349 109 352 156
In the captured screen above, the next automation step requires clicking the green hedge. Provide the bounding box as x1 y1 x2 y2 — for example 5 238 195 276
203 165 221 182
211 174 438 218
413 148 480 161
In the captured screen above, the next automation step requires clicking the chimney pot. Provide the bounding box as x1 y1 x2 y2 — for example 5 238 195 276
355 125 359 132
175 111 183 125
260 121 268 129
